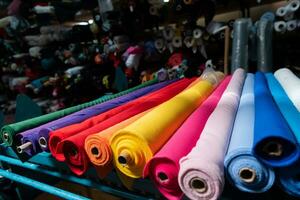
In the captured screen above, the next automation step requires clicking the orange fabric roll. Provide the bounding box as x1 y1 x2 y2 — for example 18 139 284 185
84 109 151 178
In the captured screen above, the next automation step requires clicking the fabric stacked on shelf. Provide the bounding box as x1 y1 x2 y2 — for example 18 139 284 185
1 68 300 199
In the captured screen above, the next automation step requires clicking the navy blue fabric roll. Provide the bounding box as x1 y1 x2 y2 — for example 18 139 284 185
278 161 300 198
253 72 300 167
225 73 275 193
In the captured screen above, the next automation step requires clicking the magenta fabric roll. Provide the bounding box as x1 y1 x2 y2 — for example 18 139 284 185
143 76 231 200
178 68 245 200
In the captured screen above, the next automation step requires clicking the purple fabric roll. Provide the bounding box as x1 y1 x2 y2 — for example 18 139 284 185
16 80 175 156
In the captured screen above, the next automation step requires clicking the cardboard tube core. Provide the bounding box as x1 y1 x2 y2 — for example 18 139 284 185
16 142 32 154
239 168 256 183
118 152 130 165
38 137 47 148
3 133 9 141
190 178 207 193
158 172 168 182
263 141 283 157
91 147 99 156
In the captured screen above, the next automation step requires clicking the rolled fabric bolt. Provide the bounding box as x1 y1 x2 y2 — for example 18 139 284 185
257 17 274 72
163 27 175 41
274 68 300 112
154 39 165 50
111 72 222 179
16 142 32 154
287 0 300 12
193 29 202 39
149 6 159 16
38 137 47 149
0 16 12 28
184 36 194 48
253 72 300 167
276 6 288 17
224 74 275 193
266 73 300 144
143 77 231 200
172 36 182 48
274 21 287 33
287 20 297 31
178 69 245 200
231 18 251 72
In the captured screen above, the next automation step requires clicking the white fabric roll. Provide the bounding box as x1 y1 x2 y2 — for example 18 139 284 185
274 21 287 33
287 20 298 31
275 68 300 112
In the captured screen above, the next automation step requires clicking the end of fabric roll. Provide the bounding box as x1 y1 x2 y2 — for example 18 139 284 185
91 147 100 157
239 168 256 183
16 142 32 154
189 178 208 193
2 132 9 142
263 141 283 157
118 152 131 165
38 137 48 149
157 172 169 183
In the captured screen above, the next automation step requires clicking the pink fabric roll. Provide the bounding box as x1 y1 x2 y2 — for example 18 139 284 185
178 68 245 200
143 76 232 200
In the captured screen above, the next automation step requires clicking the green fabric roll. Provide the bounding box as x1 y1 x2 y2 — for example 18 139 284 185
1 79 158 146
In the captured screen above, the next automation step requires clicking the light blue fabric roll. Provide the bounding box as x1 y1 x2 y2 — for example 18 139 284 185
225 73 275 193
265 73 300 144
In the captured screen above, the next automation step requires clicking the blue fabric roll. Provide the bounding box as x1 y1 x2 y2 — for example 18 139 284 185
225 73 275 193
265 73 300 144
253 72 299 167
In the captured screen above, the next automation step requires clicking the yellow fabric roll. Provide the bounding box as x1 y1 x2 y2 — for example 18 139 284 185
110 77 218 178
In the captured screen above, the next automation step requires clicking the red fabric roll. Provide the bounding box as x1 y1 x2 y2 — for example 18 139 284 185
49 78 194 172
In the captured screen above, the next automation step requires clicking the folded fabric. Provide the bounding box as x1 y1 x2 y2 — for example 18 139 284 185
85 110 151 179
15 80 173 157
274 68 300 112
55 78 194 175
49 78 192 162
253 72 299 168
224 73 275 193
266 73 300 144
143 76 231 200
178 68 245 200
110 74 222 180
1 79 158 146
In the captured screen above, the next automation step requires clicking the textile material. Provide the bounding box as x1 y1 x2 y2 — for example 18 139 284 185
274 68 300 112
110 77 219 180
224 73 275 193
253 72 299 167
54 78 194 175
85 110 151 179
266 73 300 144
178 68 245 200
1 79 158 147
278 161 300 198
143 76 231 200
17 80 173 156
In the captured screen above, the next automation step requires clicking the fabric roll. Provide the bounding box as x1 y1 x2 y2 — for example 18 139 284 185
224 73 275 193
52 78 194 175
266 73 300 144
85 110 151 179
16 80 173 156
257 14 274 72
110 74 222 180
0 79 158 147
231 19 251 72
143 76 231 200
178 68 245 200
274 68 300 112
253 72 299 168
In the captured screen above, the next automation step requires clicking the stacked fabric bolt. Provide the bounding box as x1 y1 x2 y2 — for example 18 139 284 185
1 68 300 199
